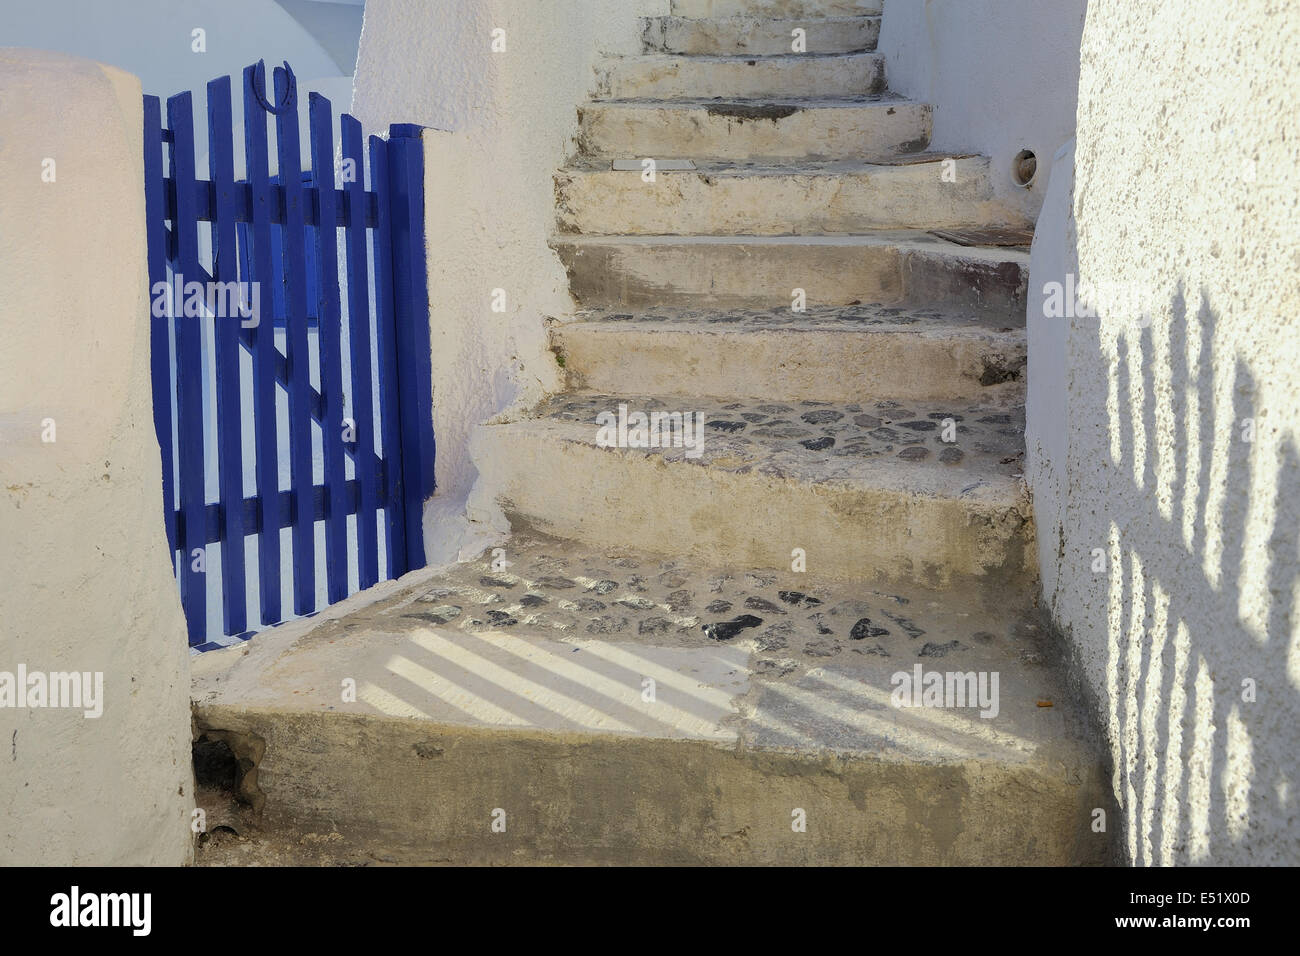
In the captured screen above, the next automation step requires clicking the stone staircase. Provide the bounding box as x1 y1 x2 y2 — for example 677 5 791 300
193 0 1112 866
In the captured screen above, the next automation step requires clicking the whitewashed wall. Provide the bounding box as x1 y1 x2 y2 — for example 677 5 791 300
1027 0 1300 864
879 0 1088 221
0 50 194 866
351 0 667 562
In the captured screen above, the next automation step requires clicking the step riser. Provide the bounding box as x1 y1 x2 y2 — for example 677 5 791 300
577 102 931 162
596 53 886 100
671 0 884 17
553 238 1029 315
553 324 1027 405
556 161 1020 235
642 16 881 56
196 705 1104 866
471 424 1035 588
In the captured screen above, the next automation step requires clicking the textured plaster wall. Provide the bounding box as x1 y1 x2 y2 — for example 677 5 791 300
351 0 665 561
1028 0 1300 864
0 51 194 865
879 0 1087 221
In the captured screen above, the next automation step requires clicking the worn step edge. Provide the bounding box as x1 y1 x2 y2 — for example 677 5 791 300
641 15 882 56
554 158 1028 235
594 51 887 100
469 413 1035 588
551 232 1029 314
551 314 1026 405
577 98 932 162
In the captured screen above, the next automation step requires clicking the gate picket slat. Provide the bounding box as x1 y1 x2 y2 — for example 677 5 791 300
242 64 283 626
274 67 318 616
387 126 435 572
165 91 207 645
207 76 248 636
341 114 379 590
142 96 176 559
309 93 349 605
369 133 407 578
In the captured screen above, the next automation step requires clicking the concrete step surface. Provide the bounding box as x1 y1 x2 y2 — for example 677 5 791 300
550 304 1026 405
192 532 1109 866
470 392 1035 588
552 231 1029 315
556 157 1027 235
577 95 931 162
641 15 881 56
671 0 884 18
595 51 886 100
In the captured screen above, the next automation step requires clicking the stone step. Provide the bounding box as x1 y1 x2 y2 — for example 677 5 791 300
642 15 880 56
192 532 1109 866
595 51 886 100
552 232 1029 315
470 393 1034 589
556 158 1025 235
577 96 931 162
551 305 1026 405
672 0 883 18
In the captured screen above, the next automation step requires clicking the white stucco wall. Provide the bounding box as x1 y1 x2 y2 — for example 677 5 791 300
351 0 666 561
1027 0 1300 864
878 0 1087 221
0 0 356 179
0 50 195 865
0 0 341 96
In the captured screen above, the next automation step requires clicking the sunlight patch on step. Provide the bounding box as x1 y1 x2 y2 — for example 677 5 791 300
806 668 1037 759
409 631 641 734
385 653 533 726
463 633 737 740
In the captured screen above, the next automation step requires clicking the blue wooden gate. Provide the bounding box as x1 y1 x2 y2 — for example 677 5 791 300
143 61 435 650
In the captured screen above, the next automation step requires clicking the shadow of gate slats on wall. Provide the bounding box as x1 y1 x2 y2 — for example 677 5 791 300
142 61 434 649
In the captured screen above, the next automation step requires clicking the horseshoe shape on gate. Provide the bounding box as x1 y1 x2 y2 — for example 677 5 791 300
249 59 296 115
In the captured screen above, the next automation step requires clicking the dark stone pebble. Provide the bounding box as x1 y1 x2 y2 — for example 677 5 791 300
615 597 655 610
666 589 692 612
803 639 840 658
778 590 822 608
850 618 891 641
536 576 576 589
703 615 764 641
800 410 844 425
882 612 925 639
918 640 963 658
708 420 746 433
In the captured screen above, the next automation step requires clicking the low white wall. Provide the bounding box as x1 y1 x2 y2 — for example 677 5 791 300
879 0 1087 221
1027 0 1300 864
0 50 194 865
351 0 666 561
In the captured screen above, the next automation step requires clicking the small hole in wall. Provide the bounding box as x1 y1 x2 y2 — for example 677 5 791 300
1013 149 1038 188
193 736 241 795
